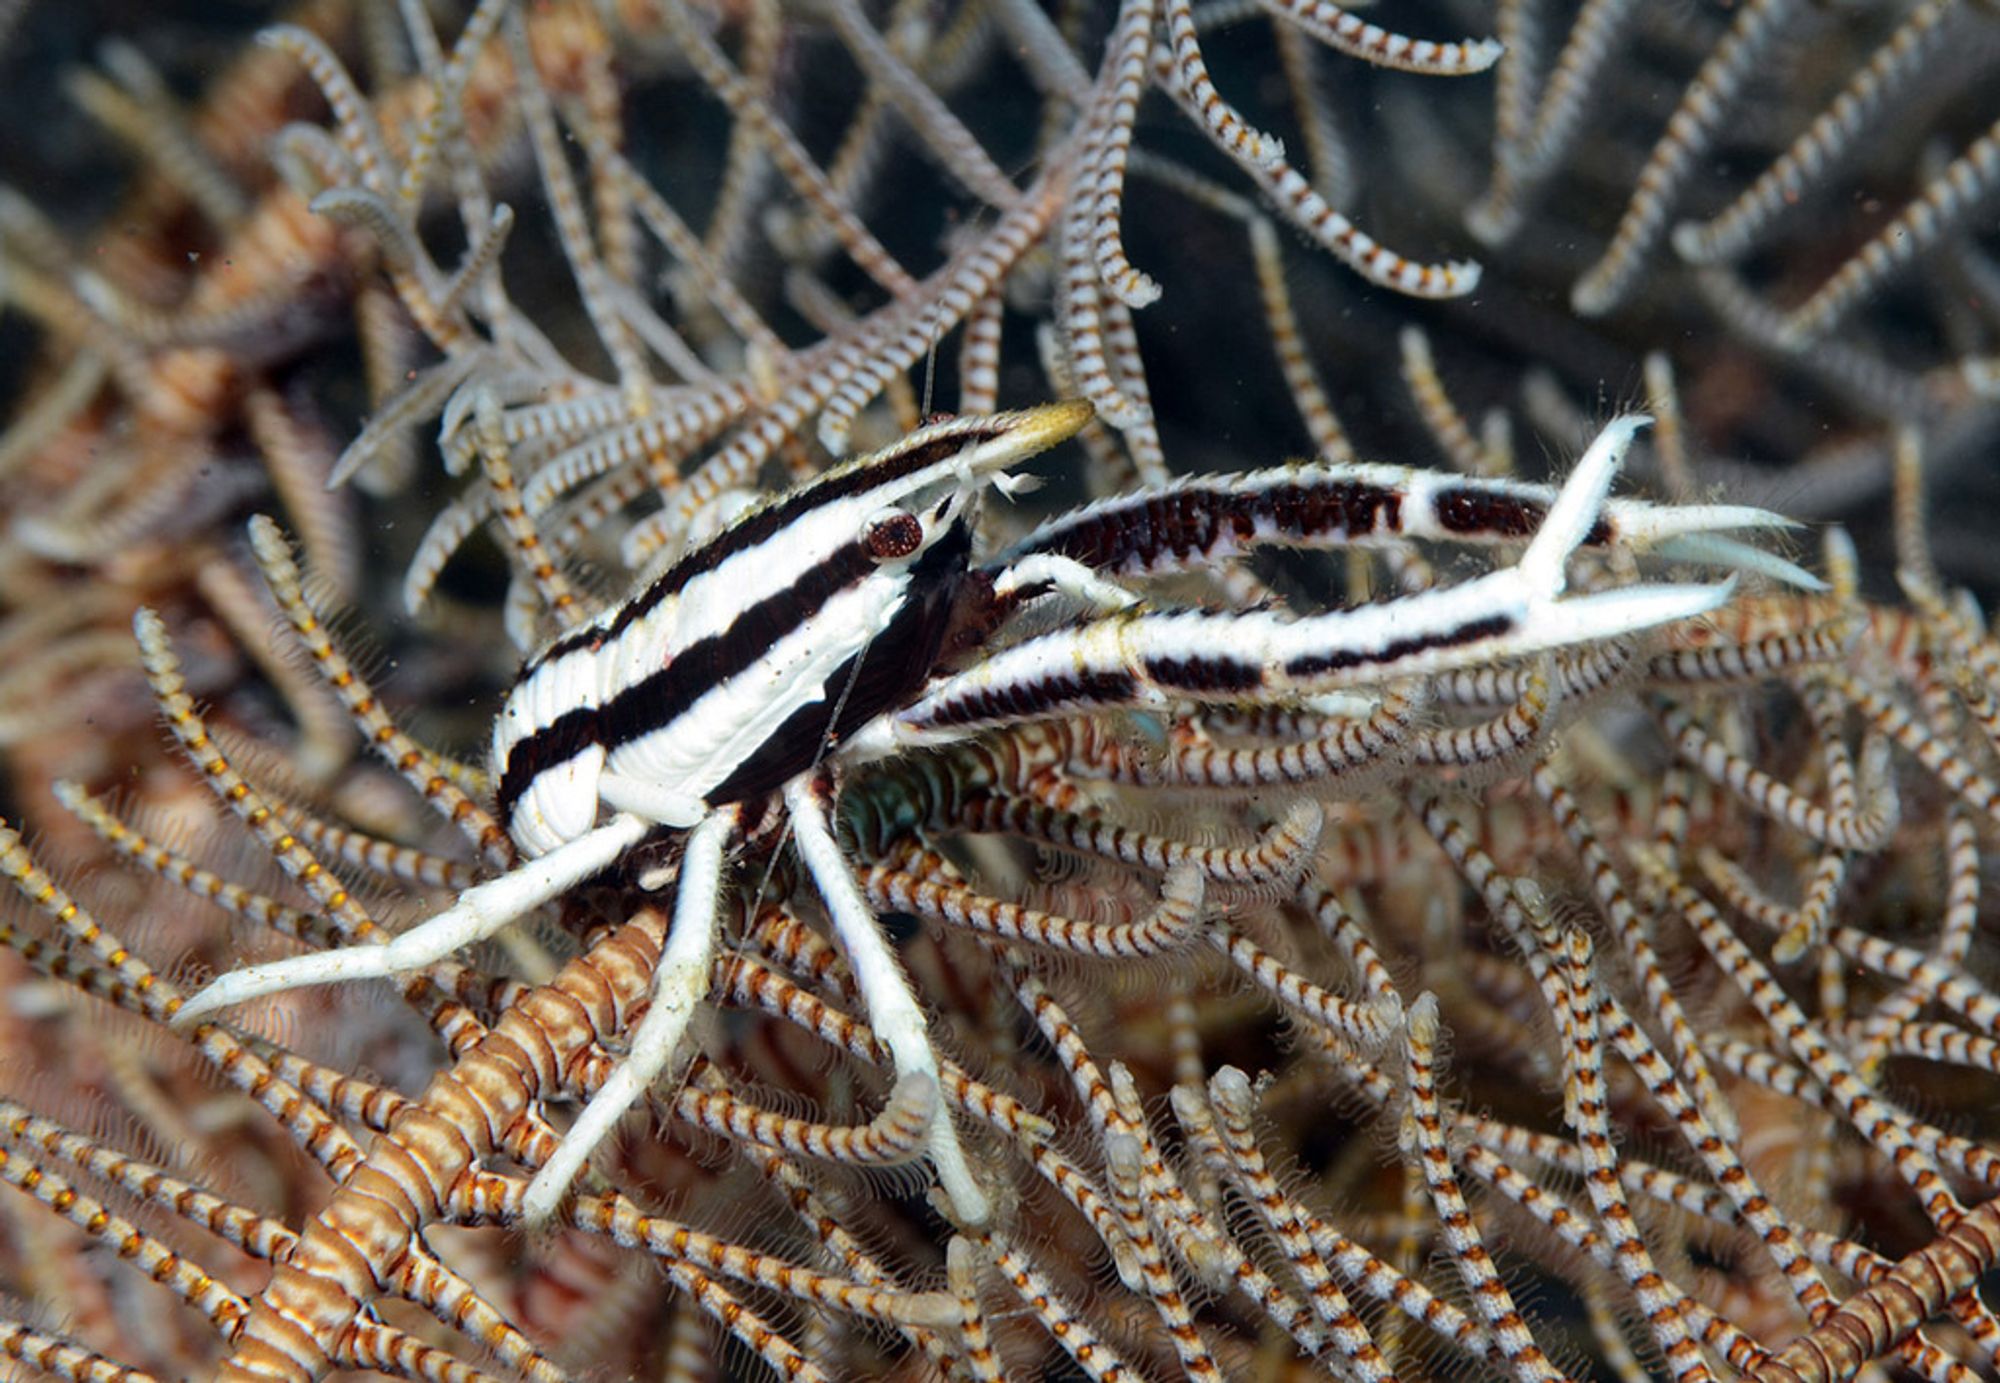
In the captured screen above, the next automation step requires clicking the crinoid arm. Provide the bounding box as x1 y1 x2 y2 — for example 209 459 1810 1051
171 811 653 1027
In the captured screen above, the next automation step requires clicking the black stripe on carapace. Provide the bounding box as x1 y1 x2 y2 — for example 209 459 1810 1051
1018 479 1404 575
1144 654 1265 694
1283 612 1514 680
707 530 973 803
500 542 875 814
496 520 977 825
1432 487 1614 546
494 700 602 830
922 667 1142 729
529 423 1012 669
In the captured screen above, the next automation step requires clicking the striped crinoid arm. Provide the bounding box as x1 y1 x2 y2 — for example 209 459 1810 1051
275 0 1527 579
495 1181 968 1336
1774 112 2000 347
0 1 436 619
0 1101 551 1383
910 786 1322 885
468 389 594 650
0 831 376 1190
307 5 789 496
1653 694 1900 852
500 12 651 405
863 854 1208 958
1637 609 2000 1207
647 0 919 305
1464 0 1998 403
187 867 1020 1381
530 1037 943 1171
1648 862 2000 1367
244 516 511 867
1190 1068 1397 1379
1671 0 1967 268
967 1226 1146 1382
135 608 496 1059
0 1147 262 1371
1399 325 1509 478
201 908 665 1381
1128 0 1497 302
1215 921 1399 1047
0 821 574 1380
710 1082 967 1375
1257 0 1501 77
1146 42 1480 298
1566 0 1806 317
1414 798 1721 1381
709 938 1058 1154
1384 623 2000 1375
1074 0 1164 312
814 0 1017 211
1547 938 1716 1383
1006 974 1233 1379
1396 993 1572 1383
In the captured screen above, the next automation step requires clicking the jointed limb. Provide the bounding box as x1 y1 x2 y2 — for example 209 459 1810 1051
599 773 711 829
864 418 1750 748
173 812 654 1027
991 552 1141 612
782 774 992 1228
1003 413 1807 584
523 807 737 1224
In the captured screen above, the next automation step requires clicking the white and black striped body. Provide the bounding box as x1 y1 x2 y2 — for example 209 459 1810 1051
491 408 1074 859
178 405 1804 1233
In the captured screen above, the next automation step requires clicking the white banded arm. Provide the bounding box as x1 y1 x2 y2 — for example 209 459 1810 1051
1005 413 1807 585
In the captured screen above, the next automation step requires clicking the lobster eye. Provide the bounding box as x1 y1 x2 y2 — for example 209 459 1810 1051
864 511 925 561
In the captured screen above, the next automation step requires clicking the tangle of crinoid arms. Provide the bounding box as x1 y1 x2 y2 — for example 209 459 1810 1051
4 1 2000 1380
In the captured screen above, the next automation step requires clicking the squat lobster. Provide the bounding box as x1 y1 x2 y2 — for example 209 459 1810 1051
174 401 1795 1228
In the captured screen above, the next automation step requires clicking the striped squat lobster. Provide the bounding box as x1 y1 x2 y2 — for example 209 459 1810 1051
175 400 1804 1228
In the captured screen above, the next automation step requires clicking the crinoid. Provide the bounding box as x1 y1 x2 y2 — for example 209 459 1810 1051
1466 0 2000 344
13 396 2000 1381
7 1 2000 1381
5 393 1810 1381
1423 0 2000 548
